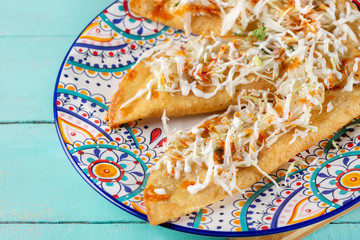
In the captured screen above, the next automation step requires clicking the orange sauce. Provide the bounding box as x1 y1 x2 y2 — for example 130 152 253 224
288 57 300 71
151 91 159 99
274 102 283 117
174 3 220 16
243 128 254 137
124 69 137 82
257 131 267 144
144 185 171 202
152 0 174 21
214 139 225 164
328 94 335 100
180 180 196 189
326 74 336 89
274 48 285 63
299 98 315 106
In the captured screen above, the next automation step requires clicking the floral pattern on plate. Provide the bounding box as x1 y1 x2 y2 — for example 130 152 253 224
54 0 360 236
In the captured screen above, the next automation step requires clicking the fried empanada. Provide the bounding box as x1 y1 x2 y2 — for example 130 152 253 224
144 87 360 225
108 60 275 128
129 0 360 38
108 42 360 127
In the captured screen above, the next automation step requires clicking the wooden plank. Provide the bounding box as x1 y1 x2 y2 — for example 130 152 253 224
0 37 79 122
303 201 360 239
332 203 360 223
0 223 225 240
1 0 360 239
0 124 142 222
0 0 114 36
0 223 358 240
0 123 360 226
304 223 360 240
228 202 360 240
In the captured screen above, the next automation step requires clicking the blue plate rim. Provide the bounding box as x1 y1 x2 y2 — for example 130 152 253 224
52 0 360 237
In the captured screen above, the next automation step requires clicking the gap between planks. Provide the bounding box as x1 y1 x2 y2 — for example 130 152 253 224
228 201 360 240
0 35 78 38
0 121 54 125
0 221 356 225
0 221 147 225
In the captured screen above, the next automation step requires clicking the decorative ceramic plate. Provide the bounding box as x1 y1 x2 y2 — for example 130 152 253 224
54 0 360 237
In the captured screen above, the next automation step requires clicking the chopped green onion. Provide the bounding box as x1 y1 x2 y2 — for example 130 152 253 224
253 55 262 66
288 45 295 51
261 48 270 54
247 27 266 41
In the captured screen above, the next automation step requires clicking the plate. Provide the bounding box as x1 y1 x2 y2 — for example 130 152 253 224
54 0 360 237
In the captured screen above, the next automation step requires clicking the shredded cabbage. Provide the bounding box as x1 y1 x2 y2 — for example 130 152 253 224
146 0 360 194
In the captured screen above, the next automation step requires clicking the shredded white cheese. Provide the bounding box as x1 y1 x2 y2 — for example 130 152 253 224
327 102 334 112
154 188 167 195
284 158 308 185
145 0 360 195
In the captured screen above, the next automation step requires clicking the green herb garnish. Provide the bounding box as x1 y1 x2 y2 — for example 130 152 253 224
261 48 270 54
246 27 266 41
215 147 224 155
214 147 224 164
253 55 262 66
288 45 295 51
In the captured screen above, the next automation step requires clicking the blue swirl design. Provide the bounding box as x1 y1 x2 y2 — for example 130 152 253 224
69 144 149 201
74 42 128 51
310 151 360 208
240 169 306 231
57 88 139 147
66 59 135 73
99 13 170 40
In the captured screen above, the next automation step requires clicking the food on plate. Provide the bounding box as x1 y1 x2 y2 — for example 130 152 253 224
106 0 360 226
144 87 360 225
108 36 276 127
129 0 222 36
109 0 360 126
108 34 360 127
129 0 360 36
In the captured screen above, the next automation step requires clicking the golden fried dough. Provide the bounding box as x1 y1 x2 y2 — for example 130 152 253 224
108 60 275 127
144 87 360 225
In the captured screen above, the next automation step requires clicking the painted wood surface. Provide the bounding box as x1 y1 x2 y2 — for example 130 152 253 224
0 0 113 36
1 0 360 239
0 223 359 240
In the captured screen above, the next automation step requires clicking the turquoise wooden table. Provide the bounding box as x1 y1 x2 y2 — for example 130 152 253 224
1 0 360 239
